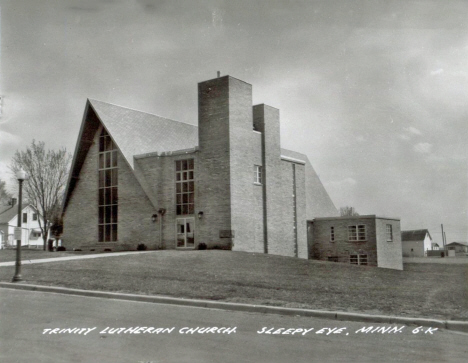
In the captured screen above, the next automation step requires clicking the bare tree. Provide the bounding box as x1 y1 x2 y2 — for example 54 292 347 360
340 206 360 216
10 140 71 250
0 179 12 204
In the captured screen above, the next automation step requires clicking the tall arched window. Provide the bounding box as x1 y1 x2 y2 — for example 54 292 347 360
98 128 118 242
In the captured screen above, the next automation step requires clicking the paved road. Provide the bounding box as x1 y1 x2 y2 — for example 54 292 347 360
1 289 467 363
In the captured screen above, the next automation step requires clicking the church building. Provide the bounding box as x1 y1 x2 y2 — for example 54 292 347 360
62 75 338 258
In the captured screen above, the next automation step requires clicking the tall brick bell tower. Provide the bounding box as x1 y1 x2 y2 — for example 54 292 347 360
197 75 259 250
253 104 283 254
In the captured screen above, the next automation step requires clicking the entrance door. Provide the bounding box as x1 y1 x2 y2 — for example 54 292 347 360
176 218 195 248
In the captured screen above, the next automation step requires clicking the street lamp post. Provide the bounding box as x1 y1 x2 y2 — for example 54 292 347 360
12 169 28 282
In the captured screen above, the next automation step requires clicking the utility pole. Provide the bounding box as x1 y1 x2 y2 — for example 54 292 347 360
444 231 447 255
441 224 446 257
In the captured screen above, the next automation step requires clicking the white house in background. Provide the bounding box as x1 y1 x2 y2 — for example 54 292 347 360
0 201 50 248
401 229 434 257
446 242 468 256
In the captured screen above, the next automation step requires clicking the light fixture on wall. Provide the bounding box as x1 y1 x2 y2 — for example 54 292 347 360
151 214 158 223
198 211 204 219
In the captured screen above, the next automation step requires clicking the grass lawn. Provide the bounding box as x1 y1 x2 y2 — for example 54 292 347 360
0 250 466 320
0 249 114 262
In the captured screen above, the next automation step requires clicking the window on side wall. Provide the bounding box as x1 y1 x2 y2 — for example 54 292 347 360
23 213 28 223
350 254 368 265
386 224 393 241
348 225 366 241
32 213 38 221
254 165 262 184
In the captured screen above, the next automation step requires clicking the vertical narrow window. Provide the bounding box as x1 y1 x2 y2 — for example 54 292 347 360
23 213 28 223
330 226 335 241
98 128 118 242
386 224 393 241
176 159 194 215
254 165 262 184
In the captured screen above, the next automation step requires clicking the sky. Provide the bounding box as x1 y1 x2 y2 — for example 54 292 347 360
0 0 467 245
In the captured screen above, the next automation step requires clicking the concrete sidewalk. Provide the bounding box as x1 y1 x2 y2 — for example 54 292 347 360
0 250 157 267
1 282 467 334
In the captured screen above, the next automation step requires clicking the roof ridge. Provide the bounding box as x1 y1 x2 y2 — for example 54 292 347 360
402 229 428 232
0 203 31 211
0 205 15 216
0 203 35 224
88 99 197 128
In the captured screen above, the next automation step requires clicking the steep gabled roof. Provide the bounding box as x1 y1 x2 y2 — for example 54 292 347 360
63 99 198 210
401 229 432 242
281 148 338 218
89 100 198 169
63 98 338 219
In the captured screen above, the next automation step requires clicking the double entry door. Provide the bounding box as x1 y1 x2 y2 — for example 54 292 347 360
176 217 194 248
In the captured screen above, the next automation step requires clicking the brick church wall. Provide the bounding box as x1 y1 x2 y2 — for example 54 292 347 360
309 215 403 269
310 216 379 266
63 125 156 251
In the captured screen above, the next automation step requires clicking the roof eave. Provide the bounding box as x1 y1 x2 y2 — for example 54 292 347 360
62 100 96 212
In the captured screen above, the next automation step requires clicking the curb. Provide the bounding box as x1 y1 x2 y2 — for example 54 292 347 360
1 282 467 333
